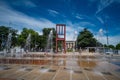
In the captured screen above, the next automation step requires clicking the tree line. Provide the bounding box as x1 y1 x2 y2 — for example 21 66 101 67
0 26 56 51
77 28 120 50
0 26 120 51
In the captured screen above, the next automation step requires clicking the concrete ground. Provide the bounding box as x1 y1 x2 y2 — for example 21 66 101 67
0 52 120 80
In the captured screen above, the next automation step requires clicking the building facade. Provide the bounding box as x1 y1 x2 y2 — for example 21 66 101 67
66 41 76 50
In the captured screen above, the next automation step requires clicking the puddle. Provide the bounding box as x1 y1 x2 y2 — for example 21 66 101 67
74 71 83 73
40 68 49 73
115 69 120 72
101 72 112 75
94 71 103 76
41 66 46 69
18 66 33 71
64 67 71 70
78 61 96 68
21 66 27 68
0 65 5 70
3 67 11 70
70 70 74 73
84 68 92 71
19 66 30 71
40 66 49 73
63 67 75 73
48 69 56 72
0 65 11 70
25 68 33 71
111 62 120 67
17 78 25 80
18 67 26 71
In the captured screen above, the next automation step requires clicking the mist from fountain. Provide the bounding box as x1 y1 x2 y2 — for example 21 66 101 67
25 34 31 53
44 30 53 70
0 33 12 69
5 33 12 57
14 47 24 58
72 31 78 54
46 30 53 53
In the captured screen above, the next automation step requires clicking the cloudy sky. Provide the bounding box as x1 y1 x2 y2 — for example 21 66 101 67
0 0 120 45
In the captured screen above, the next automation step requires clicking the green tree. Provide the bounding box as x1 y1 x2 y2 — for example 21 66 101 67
17 28 39 50
116 43 120 50
108 45 115 49
0 26 9 49
37 35 45 51
77 28 97 49
0 26 18 50
42 28 56 51
10 28 18 47
103 44 108 47
96 41 103 47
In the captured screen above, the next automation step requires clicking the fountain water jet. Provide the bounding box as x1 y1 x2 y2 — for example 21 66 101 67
5 33 12 56
46 30 53 53
25 34 31 53
6 33 12 65
0 33 12 70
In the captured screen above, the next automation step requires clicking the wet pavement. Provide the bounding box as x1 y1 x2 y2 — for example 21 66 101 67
0 52 120 80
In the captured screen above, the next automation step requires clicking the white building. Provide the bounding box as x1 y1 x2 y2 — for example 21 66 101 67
66 41 76 50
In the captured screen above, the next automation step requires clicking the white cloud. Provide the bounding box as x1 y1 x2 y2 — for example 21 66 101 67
0 4 83 42
72 13 85 20
96 0 113 14
48 9 59 17
0 5 55 30
90 0 120 14
96 16 104 24
108 35 120 45
36 31 43 35
94 28 120 46
75 15 83 19
98 28 106 36
79 22 96 27
17 30 22 35
66 27 76 40
65 21 84 41
95 35 120 46
95 13 111 25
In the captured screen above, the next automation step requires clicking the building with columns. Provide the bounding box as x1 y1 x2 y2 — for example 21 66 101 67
66 41 76 50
